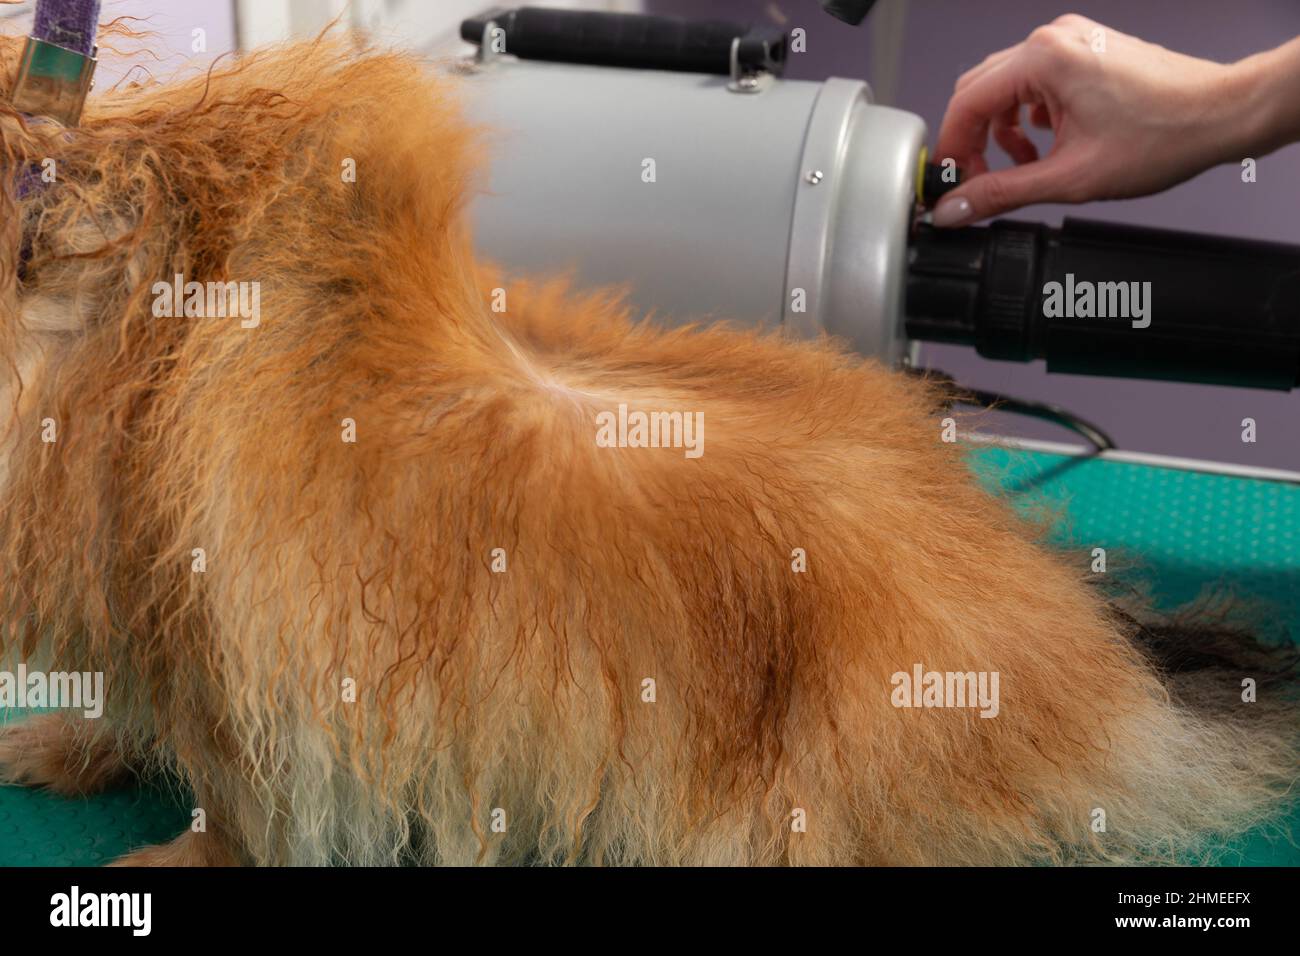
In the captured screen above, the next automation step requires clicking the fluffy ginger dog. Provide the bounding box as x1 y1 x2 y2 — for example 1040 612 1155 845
0 33 1295 866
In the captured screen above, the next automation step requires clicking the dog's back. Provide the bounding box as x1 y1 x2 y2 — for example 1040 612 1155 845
0 36 1295 865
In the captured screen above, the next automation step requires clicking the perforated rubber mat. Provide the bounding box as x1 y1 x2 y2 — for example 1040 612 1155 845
1 445 1296 865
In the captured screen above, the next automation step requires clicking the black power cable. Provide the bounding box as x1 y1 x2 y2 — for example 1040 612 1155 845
914 367 1117 453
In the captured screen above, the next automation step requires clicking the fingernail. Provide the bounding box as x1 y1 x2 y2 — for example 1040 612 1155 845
931 196 973 228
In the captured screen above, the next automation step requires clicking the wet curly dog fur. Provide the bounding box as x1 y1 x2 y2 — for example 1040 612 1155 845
0 29 1296 865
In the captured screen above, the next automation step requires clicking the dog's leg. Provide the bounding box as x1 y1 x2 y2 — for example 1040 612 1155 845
109 828 241 867
0 712 132 796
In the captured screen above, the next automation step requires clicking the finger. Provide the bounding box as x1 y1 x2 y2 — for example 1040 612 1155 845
961 151 990 179
935 58 1033 175
954 45 1019 92
991 105 1039 165
931 154 1079 227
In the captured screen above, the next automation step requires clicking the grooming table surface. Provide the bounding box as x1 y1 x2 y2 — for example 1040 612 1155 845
1 445 1297 866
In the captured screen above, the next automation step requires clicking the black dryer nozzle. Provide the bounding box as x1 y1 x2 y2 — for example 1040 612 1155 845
906 218 1300 390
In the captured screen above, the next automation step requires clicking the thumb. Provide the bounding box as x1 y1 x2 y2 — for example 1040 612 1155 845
932 157 1076 227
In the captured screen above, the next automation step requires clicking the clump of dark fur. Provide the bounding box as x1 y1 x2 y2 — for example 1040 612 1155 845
1114 602 1299 714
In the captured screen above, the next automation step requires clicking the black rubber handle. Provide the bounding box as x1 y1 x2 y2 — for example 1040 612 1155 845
461 6 786 76
906 218 1300 390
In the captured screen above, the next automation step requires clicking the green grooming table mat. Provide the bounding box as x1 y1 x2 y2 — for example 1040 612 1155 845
1 444 1296 866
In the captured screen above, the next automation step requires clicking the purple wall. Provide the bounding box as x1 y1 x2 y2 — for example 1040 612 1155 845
652 0 1300 469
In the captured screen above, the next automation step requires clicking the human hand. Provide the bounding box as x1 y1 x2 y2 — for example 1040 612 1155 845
931 14 1265 226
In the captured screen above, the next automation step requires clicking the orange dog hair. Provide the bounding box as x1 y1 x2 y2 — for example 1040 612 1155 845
0 33 1295 865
